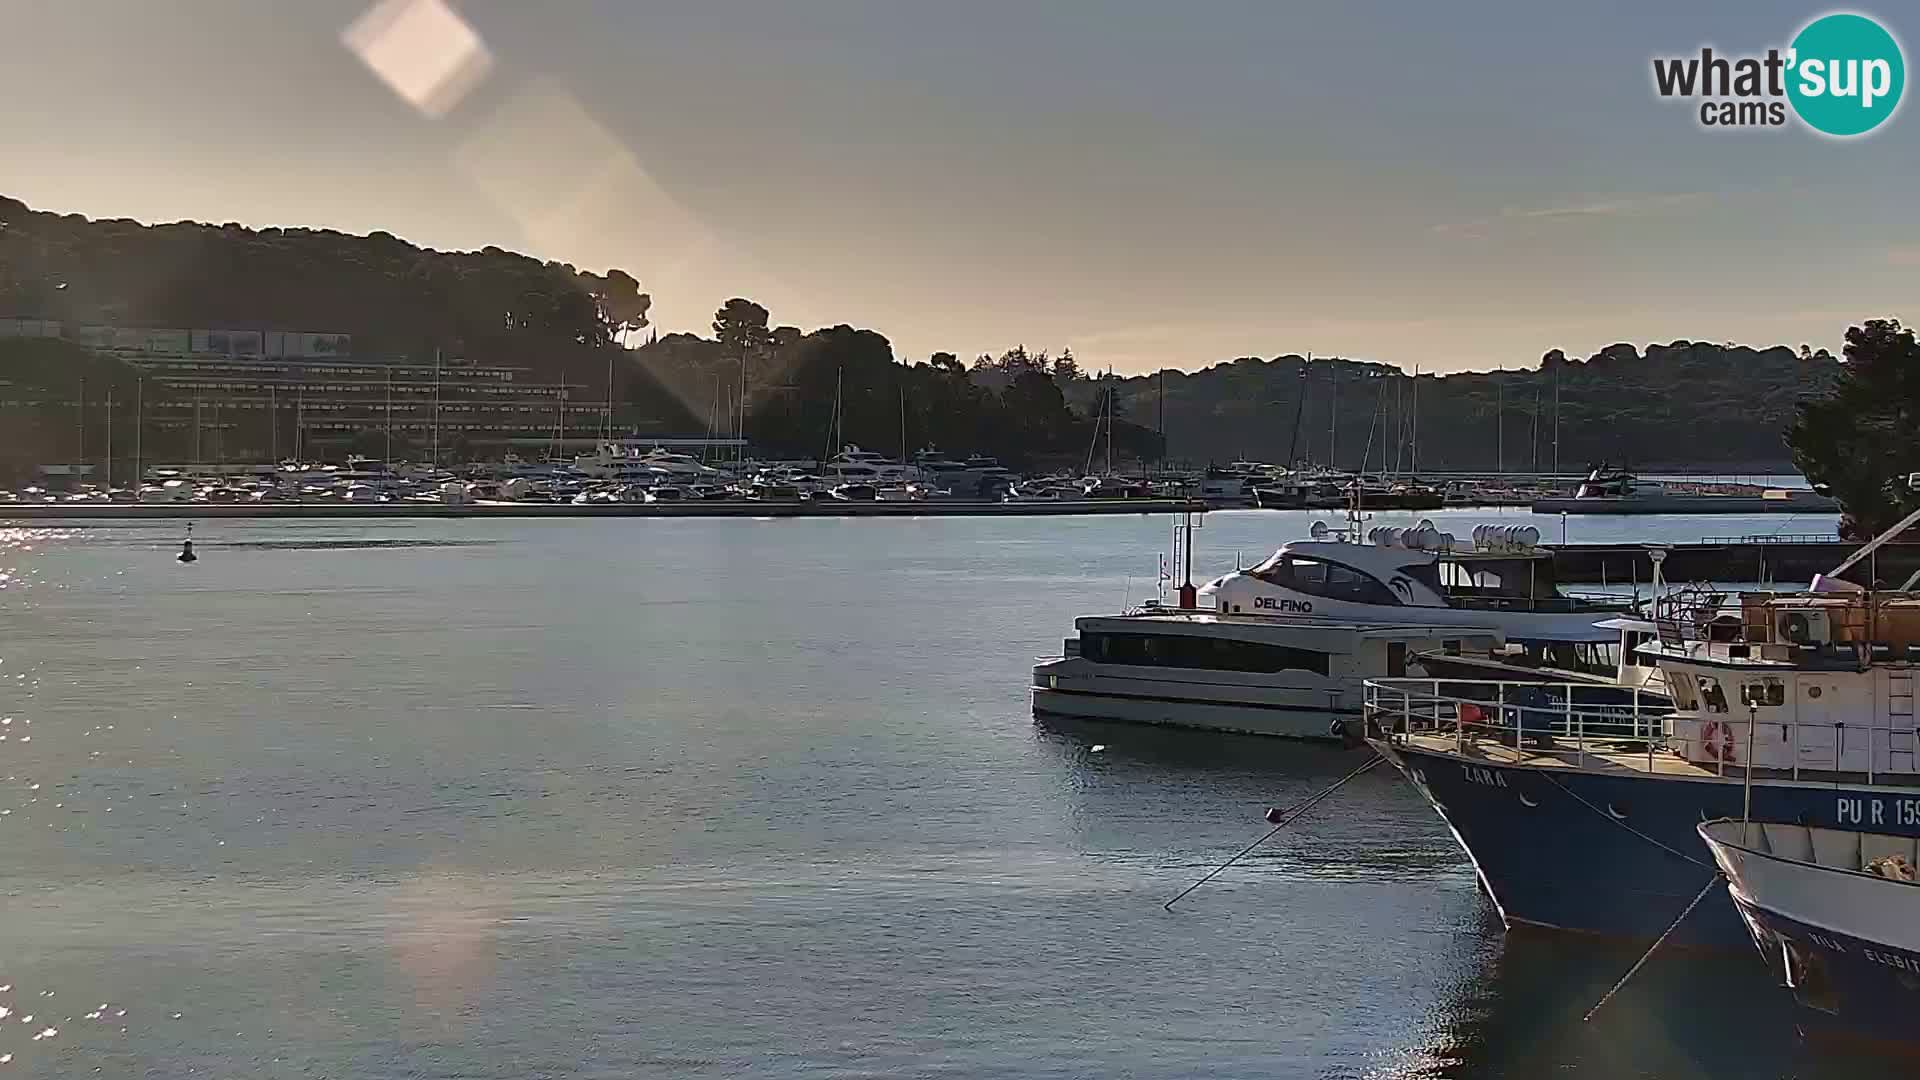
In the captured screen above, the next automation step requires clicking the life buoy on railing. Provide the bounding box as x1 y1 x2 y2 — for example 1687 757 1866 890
1701 718 1737 762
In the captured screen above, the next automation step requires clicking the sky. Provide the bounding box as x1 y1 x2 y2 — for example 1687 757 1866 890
2 0 1915 374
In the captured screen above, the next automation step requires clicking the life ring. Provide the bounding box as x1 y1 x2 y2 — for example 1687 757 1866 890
1701 718 1737 762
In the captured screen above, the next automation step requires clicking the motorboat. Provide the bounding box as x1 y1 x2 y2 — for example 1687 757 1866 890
1080 475 1151 499
1252 474 1348 510
573 442 728 483
1034 605 1497 739
746 481 802 501
1532 466 1840 515
138 479 195 504
829 482 878 502
1700 817 1920 1048
645 486 685 503
1199 521 1631 646
1197 465 1260 508
823 446 923 486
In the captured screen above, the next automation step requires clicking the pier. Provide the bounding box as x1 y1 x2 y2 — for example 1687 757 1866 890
1543 536 1914 586
0 498 1209 521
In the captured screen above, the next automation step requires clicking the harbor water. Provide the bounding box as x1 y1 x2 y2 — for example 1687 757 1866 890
0 508 1882 1077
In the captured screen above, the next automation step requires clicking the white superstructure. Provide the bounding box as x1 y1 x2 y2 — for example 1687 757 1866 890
1197 523 1627 644
1032 607 1497 739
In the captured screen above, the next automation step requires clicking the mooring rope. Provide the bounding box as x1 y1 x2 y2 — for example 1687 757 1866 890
1583 871 1725 1022
1162 754 1383 911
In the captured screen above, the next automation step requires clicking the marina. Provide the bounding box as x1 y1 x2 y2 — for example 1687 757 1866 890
5 3 1908 1071
0 502 1894 1076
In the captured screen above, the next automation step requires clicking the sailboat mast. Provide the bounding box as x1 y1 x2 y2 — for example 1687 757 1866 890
134 378 143 489
738 350 749 465
1552 366 1562 474
1410 364 1420 473
1105 368 1114 476
105 391 113 491
1326 360 1336 469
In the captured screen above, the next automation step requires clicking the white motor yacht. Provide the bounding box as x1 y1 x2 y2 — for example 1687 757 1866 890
823 445 923 486
1198 521 1629 645
1033 606 1497 739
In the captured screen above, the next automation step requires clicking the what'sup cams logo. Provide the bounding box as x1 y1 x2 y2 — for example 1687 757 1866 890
1652 11 1905 136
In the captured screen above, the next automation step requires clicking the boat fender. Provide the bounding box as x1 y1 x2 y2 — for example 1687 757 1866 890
177 540 197 564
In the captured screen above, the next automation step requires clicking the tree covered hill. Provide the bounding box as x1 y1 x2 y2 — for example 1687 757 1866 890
0 194 684 420
1086 341 1841 472
0 194 1858 473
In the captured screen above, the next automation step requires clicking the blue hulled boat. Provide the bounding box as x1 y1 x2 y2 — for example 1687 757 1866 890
1700 818 1920 1050
1365 535 1920 950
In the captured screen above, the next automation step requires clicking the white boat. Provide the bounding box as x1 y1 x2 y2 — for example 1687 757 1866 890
914 449 1014 497
1197 521 1629 645
1532 467 1840 515
822 445 923 485
1033 607 1497 739
138 479 195 504
574 442 727 482
1700 818 1920 1048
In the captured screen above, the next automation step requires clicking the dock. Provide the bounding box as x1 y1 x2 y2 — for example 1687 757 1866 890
0 498 1209 521
1544 537 1913 586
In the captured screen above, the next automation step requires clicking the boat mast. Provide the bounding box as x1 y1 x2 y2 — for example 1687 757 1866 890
1496 375 1504 473
1326 358 1337 470
1410 364 1419 473
134 377 143 489
1105 371 1114 477
1285 362 1308 469
1552 365 1561 475
105 389 113 491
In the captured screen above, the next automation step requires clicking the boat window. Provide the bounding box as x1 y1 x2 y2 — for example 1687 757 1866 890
1253 556 1400 605
1670 673 1700 711
1741 679 1786 707
1620 631 1645 668
1696 675 1729 713
1079 632 1330 676
1398 563 1443 595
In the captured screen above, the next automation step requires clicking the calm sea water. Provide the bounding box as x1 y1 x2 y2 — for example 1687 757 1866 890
0 507 1877 1078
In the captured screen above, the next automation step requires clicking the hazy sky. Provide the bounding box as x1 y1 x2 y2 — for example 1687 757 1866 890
3 1 1914 373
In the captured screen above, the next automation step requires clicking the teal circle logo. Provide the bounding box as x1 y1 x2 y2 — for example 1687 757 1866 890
1787 13 1905 136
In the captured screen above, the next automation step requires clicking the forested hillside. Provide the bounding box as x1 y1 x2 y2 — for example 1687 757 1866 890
1 195 1851 472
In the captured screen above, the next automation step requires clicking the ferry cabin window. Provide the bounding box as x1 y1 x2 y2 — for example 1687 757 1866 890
1741 679 1786 707
1696 675 1729 713
1079 632 1331 676
1670 673 1701 711
1251 556 1401 605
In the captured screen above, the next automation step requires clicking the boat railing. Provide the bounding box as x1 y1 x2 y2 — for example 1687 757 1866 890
1364 677 1673 768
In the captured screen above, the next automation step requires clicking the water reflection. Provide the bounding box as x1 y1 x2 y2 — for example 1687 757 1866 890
1417 932 1907 1078
1032 716 1470 885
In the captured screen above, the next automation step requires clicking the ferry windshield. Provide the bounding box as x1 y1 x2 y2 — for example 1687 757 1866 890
1250 555 1401 605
